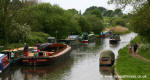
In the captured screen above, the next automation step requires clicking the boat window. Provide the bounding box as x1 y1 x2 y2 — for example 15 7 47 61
102 57 110 61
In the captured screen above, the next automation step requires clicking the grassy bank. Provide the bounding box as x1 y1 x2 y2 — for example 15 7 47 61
0 32 50 52
116 36 150 80
116 47 150 80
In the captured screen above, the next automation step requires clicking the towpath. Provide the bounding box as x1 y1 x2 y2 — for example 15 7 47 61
129 45 150 62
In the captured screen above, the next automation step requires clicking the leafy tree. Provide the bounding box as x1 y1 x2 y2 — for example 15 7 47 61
98 7 107 15
104 10 114 17
67 9 78 15
89 9 103 20
16 3 82 39
8 21 31 43
108 0 150 41
85 15 104 34
0 0 23 44
77 16 92 32
112 8 123 17
84 6 98 15
112 18 126 26
84 6 123 17
130 3 150 40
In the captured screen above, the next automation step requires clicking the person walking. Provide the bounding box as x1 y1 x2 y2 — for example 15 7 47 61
128 44 132 54
24 43 29 56
133 43 138 55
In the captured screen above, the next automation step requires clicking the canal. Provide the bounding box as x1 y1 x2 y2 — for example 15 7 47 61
0 33 136 80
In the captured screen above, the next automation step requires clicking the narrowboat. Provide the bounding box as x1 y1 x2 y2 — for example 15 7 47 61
82 32 89 44
21 43 71 66
48 37 56 43
99 50 115 66
66 35 80 46
1 50 22 65
99 31 109 38
0 54 10 73
88 32 96 42
82 40 88 44
35 37 56 47
109 34 120 44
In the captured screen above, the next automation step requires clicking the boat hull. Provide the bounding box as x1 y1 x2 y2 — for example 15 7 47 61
82 40 88 44
21 45 71 66
109 40 118 44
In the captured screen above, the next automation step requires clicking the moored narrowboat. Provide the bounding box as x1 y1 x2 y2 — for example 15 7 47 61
1 50 22 64
88 32 96 42
21 43 71 66
66 35 80 46
82 32 89 44
99 31 109 38
109 34 120 44
82 40 88 44
0 54 10 73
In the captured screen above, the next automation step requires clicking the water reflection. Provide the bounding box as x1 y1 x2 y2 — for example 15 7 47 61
100 66 113 76
0 33 137 80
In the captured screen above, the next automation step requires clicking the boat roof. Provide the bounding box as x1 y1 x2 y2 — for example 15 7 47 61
48 37 55 39
0 54 4 57
0 54 5 60
89 34 95 36
100 50 115 59
68 35 79 38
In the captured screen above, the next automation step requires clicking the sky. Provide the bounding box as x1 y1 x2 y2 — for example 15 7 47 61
39 0 133 14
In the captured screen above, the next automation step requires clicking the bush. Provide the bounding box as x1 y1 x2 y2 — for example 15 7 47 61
27 32 50 45
112 18 126 26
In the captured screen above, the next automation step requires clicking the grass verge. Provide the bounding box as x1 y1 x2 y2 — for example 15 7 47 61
116 46 150 80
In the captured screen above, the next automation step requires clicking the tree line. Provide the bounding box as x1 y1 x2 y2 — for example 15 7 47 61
84 6 123 17
0 0 104 45
108 0 150 41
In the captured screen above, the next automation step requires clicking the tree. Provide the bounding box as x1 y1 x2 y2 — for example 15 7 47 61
0 0 23 44
89 9 103 20
84 6 98 15
108 0 150 41
16 3 82 39
8 21 31 43
85 15 104 34
112 8 123 17
112 18 126 26
130 3 150 40
104 10 113 17
77 16 92 32
98 7 107 14
67 9 78 15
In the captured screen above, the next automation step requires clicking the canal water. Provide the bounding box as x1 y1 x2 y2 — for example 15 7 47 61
0 33 137 80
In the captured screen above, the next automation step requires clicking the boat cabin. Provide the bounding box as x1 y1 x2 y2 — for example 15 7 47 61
48 37 56 43
109 34 120 44
100 50 115 66
26 43 67 57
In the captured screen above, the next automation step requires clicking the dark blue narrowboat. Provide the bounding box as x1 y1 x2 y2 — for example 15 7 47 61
0 54 10 73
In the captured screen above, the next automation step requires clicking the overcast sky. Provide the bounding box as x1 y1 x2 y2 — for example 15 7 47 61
39 0 133 14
